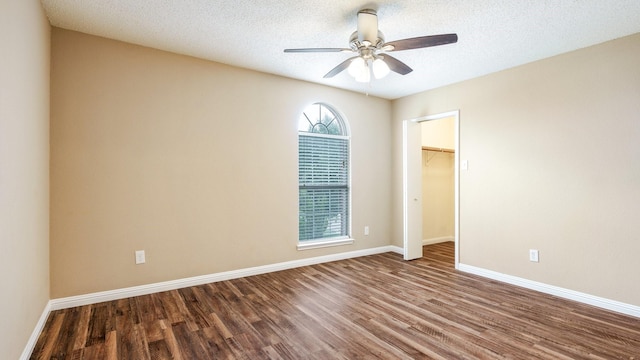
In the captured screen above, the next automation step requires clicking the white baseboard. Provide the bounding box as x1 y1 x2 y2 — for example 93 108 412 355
389 245 404 255
50 245 400 311
422 236 454 246
20 300 52 360
458 263 640 319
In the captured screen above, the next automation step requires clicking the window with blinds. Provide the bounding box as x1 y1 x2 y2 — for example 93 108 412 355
298 103 350 243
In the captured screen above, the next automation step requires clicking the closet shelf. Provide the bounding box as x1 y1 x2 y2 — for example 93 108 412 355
422 146 454 153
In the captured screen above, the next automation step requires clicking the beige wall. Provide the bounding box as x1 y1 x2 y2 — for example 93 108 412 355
50 29 392 298
392 33 640 306
421 151 454 241
421 116 455 150
0 1 50 358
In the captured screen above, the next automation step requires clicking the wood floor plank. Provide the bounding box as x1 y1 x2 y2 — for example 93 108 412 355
177 287 214 330
199 325 236 359
84 304 108 347
147 339 172 360
31 311 65 360
104 330 117 360
49 307 81 358
158 319 183 360
170 321 211 360
80 343 105 360
30 242 640 359
71 306 91 351
155 290 185 326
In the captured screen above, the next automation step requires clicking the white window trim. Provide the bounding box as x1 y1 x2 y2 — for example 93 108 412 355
297 237 354 251
299 132 350 141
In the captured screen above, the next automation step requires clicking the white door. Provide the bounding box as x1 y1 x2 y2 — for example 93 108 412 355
403 119 423 260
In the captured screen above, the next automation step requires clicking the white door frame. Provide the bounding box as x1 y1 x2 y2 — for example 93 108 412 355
402 110 460 267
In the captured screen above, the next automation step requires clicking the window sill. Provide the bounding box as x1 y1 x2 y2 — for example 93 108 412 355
297 238 354 251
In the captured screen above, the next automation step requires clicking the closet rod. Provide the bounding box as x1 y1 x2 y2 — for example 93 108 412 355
422 146 455 154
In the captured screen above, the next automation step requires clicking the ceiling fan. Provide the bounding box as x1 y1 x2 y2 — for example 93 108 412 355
284 9 458 82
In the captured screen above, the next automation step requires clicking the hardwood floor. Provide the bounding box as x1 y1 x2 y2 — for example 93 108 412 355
32 242 640 359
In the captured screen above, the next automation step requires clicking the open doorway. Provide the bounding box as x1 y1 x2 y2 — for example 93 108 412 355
421 118 455 247
402 110 459 267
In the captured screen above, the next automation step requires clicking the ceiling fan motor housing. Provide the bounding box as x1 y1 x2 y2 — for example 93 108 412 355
349 31 385 53
357 9 379 43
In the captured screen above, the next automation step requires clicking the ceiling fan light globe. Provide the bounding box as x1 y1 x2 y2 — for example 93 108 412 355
348 57 366 77
355 68 370 83
372 58 390 79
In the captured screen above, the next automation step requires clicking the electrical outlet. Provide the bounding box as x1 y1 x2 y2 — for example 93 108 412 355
135 250 145 264
529 249 539 262
364 226 370 236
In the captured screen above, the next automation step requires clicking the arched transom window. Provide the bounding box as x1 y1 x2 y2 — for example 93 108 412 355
298 103 348 135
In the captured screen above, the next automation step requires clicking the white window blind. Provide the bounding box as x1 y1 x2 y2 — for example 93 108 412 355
299 134 349 241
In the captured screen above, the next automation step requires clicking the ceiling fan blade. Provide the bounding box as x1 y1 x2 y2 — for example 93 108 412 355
357 9 378 43
382 54 413 75
323 56 359 78
386 33 458 51
284 48 350 53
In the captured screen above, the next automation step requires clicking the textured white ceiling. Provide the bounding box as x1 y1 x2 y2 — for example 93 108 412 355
41 0 640 99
